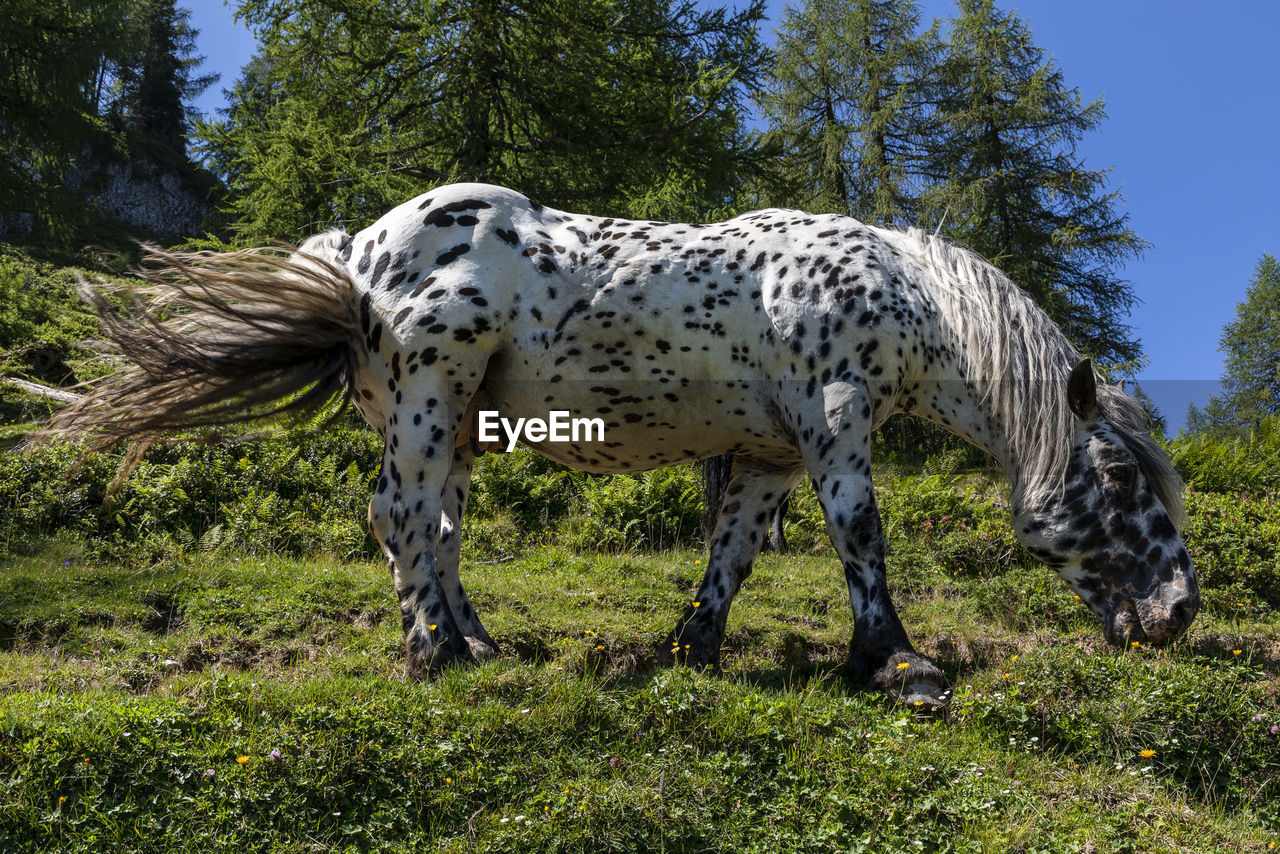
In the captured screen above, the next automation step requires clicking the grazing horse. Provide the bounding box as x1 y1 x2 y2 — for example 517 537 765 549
48 183 1199 704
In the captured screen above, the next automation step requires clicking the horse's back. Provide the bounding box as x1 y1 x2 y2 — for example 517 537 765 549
340 187 934 470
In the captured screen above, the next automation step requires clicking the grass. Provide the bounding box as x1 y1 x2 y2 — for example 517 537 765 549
2 541 1278 852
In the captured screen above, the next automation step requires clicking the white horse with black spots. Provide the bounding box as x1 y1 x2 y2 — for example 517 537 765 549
48 183 1199 705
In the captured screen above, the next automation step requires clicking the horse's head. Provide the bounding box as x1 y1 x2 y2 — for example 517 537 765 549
1014 360 1200 646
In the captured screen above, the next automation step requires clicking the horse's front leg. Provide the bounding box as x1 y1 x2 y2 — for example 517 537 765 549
791 379 948 705
665 461 803 668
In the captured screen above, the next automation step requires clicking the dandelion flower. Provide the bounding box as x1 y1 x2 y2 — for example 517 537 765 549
236 756 250 765
1139 749 1157 758
692 601 701 608
1130 641 1140 649
1233 649 1242 656
897 662 910 671
429 624 438 631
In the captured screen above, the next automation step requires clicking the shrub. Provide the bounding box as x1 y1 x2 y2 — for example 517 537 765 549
1168 418 1280 495
0 428 381 560
880 471 1008 537
552 465 702 551
1181 489 1280 608
469 448 583 530
0 246 104 359
929 516 1028 578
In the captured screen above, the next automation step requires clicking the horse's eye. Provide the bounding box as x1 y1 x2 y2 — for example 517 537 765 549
1102 463 1138 493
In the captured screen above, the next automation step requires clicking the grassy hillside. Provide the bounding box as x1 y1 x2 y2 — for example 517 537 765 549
3 245 1279 851
2 542 1278 852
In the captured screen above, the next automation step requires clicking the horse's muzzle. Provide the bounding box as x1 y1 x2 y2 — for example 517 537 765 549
1105 586 1200 647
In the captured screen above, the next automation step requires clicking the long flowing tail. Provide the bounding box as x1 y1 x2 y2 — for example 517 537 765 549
40 236 360 448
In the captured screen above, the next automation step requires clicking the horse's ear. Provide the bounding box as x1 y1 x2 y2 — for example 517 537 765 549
1067 359 1097 421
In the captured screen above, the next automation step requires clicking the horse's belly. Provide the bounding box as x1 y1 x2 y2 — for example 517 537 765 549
482 377 795 473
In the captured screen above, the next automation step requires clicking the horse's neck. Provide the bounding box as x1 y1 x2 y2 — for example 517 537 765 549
890 229 1079 499
905 359 1018 479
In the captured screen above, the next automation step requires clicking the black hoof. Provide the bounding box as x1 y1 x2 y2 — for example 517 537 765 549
405 634 475 680
853 650 950 708
657 632 721 671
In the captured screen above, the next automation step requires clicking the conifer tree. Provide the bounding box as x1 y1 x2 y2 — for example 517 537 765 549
1188 254 1280 436
0 0 132 235
200 0 768 237
113 0 217 156
921 0 1145 366
758 0 938 224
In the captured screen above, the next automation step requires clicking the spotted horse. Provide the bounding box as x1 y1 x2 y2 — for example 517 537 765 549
48 183 1200 705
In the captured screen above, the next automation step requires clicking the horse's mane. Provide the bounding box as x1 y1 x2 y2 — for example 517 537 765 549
892 228 1185 529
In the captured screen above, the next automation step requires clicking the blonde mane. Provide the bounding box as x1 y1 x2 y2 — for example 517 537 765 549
897 228 1185 528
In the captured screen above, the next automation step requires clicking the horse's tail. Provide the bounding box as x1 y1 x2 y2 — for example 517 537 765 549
38 232 360 449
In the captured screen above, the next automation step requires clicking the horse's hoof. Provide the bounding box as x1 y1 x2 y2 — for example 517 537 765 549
405 638 475 680
466 636 500 661
864 652 949 709
897 682 952 711
658 634 721 671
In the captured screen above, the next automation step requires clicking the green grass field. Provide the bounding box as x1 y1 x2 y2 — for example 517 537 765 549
4 182 1280 852
2 537 1278 853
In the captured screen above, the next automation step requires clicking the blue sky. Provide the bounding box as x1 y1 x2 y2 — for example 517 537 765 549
184 0 1279 431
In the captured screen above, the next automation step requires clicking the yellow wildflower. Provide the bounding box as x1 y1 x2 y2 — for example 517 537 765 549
896 662 910 671
1139 749 1156 758
236 756 250 765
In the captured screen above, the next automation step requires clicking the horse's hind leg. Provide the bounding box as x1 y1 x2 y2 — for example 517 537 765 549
368 373 492 679
664 460 803 669
436 443 500 659
788 379 947 704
